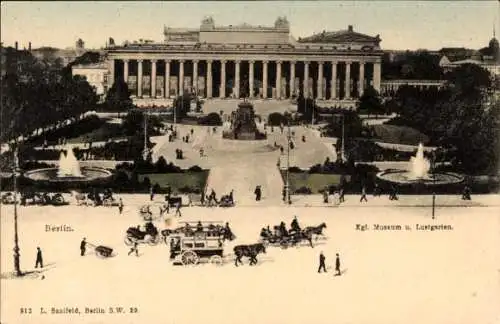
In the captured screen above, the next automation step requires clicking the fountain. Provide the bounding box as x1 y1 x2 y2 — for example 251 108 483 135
57 149 83 177
24 147 112 186
376 143 464 188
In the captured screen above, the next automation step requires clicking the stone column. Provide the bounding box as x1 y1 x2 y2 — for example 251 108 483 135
206 60 213 98
345 61 351 99
330 61 337 100
373 61 381 93
276 61 282 99
317 62 324 100
290 61 295 98
137 59 143 98
123 59 129 83
262 60 268 99
151 60 157 98
108 59 115 88
304 61 309 98
193 60 199 96
179 60 185 96
165 60 170 98
220 60 226 98
235 60 240 98
249 60 254 98
358 61 365 97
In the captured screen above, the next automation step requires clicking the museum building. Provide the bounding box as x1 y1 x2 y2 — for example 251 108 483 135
104 17 383 106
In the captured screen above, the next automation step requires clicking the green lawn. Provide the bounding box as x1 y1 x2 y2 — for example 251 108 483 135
138 171 209 192
283 172 351 193
372 124 429 146
66 122 126 143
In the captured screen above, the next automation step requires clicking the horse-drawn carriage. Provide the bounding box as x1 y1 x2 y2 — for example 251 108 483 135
124 222 160 246
259 220 327 249
168 231 225 266
19 191 66 206
72 189 118 207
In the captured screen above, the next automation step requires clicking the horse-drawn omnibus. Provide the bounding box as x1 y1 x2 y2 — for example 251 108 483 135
168 228 224 266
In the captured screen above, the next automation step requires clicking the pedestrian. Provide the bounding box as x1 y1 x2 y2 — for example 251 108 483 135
118 198 124 214
254 185 262 201
35 247 43 268
80 238 87 256
335 253 341 276
150 185 154 201
128 241 139 257
360 185 368 202
282 186 287 202
175 201 182 217
339 187 345 203
323 186 329 203
190 128 194 136
462 185 471 200
318 251 327 273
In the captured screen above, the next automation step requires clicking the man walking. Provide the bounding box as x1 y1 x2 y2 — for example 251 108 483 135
150 185 155 201
254 185 262 201
360 185 368 203
174 201 182 217
335 253 341 276
35 247 43 268
318 251 327 273
338 187 345 203
128 241 139 257
80 238 87 256
118 198 124 215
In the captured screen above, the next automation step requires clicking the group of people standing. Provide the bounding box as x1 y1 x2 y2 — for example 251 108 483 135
318 251 342 276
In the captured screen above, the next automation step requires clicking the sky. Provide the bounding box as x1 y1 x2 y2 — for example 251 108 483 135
1 1 499 51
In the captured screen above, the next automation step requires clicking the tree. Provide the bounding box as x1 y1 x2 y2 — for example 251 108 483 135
296 94 319 123
357 86 383 116
390 64 498 174
172 93 191 120
105 78 133 112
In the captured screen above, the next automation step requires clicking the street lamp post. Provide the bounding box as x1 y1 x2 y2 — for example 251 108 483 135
143 110 149 161
341 114 345 162
12 145 22 276
286 123 292 204
431 151 436 219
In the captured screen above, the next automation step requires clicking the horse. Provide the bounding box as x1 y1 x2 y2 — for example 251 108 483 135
234 243 266 266
303 223 327 241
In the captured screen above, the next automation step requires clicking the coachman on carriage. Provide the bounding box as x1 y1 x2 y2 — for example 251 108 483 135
259 217 323 249
124 222 160 246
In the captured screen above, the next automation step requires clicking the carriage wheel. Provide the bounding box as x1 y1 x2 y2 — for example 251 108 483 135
147 235 159 246
210 255 223 266
181 250 199 266
124 236 134 246
96 251 106 258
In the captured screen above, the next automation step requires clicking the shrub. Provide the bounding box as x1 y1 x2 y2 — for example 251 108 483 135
294 186 312 194
188 165 204 172
198 113 222 126
268 112 287 126
178 186 202 194
288 166 303 173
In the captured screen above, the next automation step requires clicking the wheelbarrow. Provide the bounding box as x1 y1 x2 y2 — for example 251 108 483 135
87 242 114 258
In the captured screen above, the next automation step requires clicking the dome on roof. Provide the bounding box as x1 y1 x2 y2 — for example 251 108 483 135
489 37 499 50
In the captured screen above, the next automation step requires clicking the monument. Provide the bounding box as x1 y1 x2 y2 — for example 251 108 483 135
222 101 266 140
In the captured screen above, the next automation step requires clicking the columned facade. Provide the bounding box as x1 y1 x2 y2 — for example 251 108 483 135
105 19 383 107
